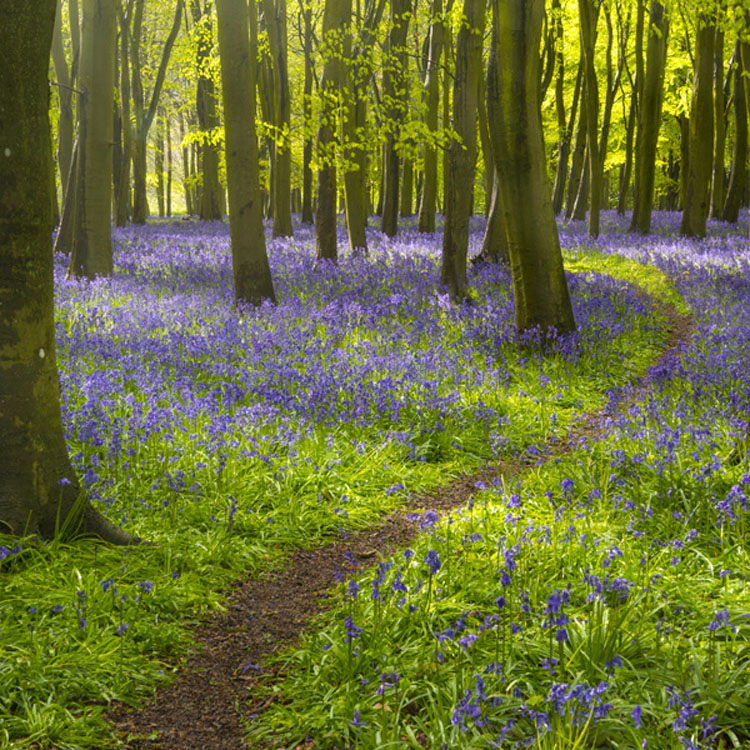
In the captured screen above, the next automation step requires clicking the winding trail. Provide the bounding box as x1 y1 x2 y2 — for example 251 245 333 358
108 304 692 750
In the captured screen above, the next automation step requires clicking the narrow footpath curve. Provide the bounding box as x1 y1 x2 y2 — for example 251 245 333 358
108 304 692 750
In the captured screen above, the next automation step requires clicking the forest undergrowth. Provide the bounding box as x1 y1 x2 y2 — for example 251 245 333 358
0 212 747 749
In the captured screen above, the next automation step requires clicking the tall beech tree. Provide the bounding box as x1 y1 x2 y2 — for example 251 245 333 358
630 1 668 234
709 27 725 220
68 0 117 279
129 0 183 224
487 0 575 335
722 40 747 223
579 0 602 238
315 0 350 261
1 0 133 544
215 0 276 304
260 0 293 236
441 0 485 300
680 18 714 238
191 0 223 221
380 0 410 238
417 0 445 233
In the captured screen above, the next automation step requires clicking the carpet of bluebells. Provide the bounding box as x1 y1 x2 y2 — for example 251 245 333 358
0 211 745 749
247 214 750 750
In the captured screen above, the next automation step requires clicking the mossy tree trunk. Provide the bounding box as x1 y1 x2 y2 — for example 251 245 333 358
114 2 133 227
1 0 134 544
486 0 575 336
680 19 715 238
215 0 276 304
68 0 116 279
630 1 668 234
441 0 485 301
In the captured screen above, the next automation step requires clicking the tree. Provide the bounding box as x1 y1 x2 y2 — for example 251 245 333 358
129 0 183 224
68 0 117 279
486 0 575 335
315 0 350 261
722 39 747 223
680 17 714 238
191 0 224 221
215 0 276 304
441 0 485 300
260 0 293 237
1 0 133 544
380 0 410 238
417 0 445 233
630 1 669 234
579 0 602 237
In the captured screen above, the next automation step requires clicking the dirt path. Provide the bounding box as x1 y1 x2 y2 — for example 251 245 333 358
108 306 691 750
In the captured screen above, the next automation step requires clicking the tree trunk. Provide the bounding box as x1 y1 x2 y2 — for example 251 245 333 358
115 2 132 227
479 168 509 263
130 0 183 224
315 0 350 261
1 0 133 544
617 92 636 215
300 0 314 225
191 0 223 221
342 0 386 254
564 82 587 220
579 0 601 237
441 0 485 301
709 27 725 219
51 0 75 209
155 108 165 217
180 111 194 215
69 0 116 279
166 112 172 216
380 0 410 237
53 133 79 255
722 40 747 223
417 0 444 232
630 1 668 234
680 20 714 238
487 0 575 336
215 0 276 304
552 55 581 216
262 0 293 236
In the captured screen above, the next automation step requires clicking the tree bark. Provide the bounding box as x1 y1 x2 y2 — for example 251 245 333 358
722 40 747 223
315 0 350 261
68 0 116 279
130 0 183 224
709 27 725 219
579 0 601 237
564 79 587 220
479 168 509 263
487 0 575 336
300 0 314 224
380 0 410 237
261 0 293 236
51 0 76 209
215 0 276 304
441 0 485 301
1 0 133 544
115 1 133 227
680 20 714 238
417 0 444 232
630 1 668 234
191 0 223 221
155 107 165 217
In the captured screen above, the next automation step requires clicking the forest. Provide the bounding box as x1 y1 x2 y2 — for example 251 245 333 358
1 0 749 748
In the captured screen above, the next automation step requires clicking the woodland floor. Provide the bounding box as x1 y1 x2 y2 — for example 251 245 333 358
106 305 692 750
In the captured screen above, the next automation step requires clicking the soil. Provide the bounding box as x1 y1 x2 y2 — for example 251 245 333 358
107 305 692 750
